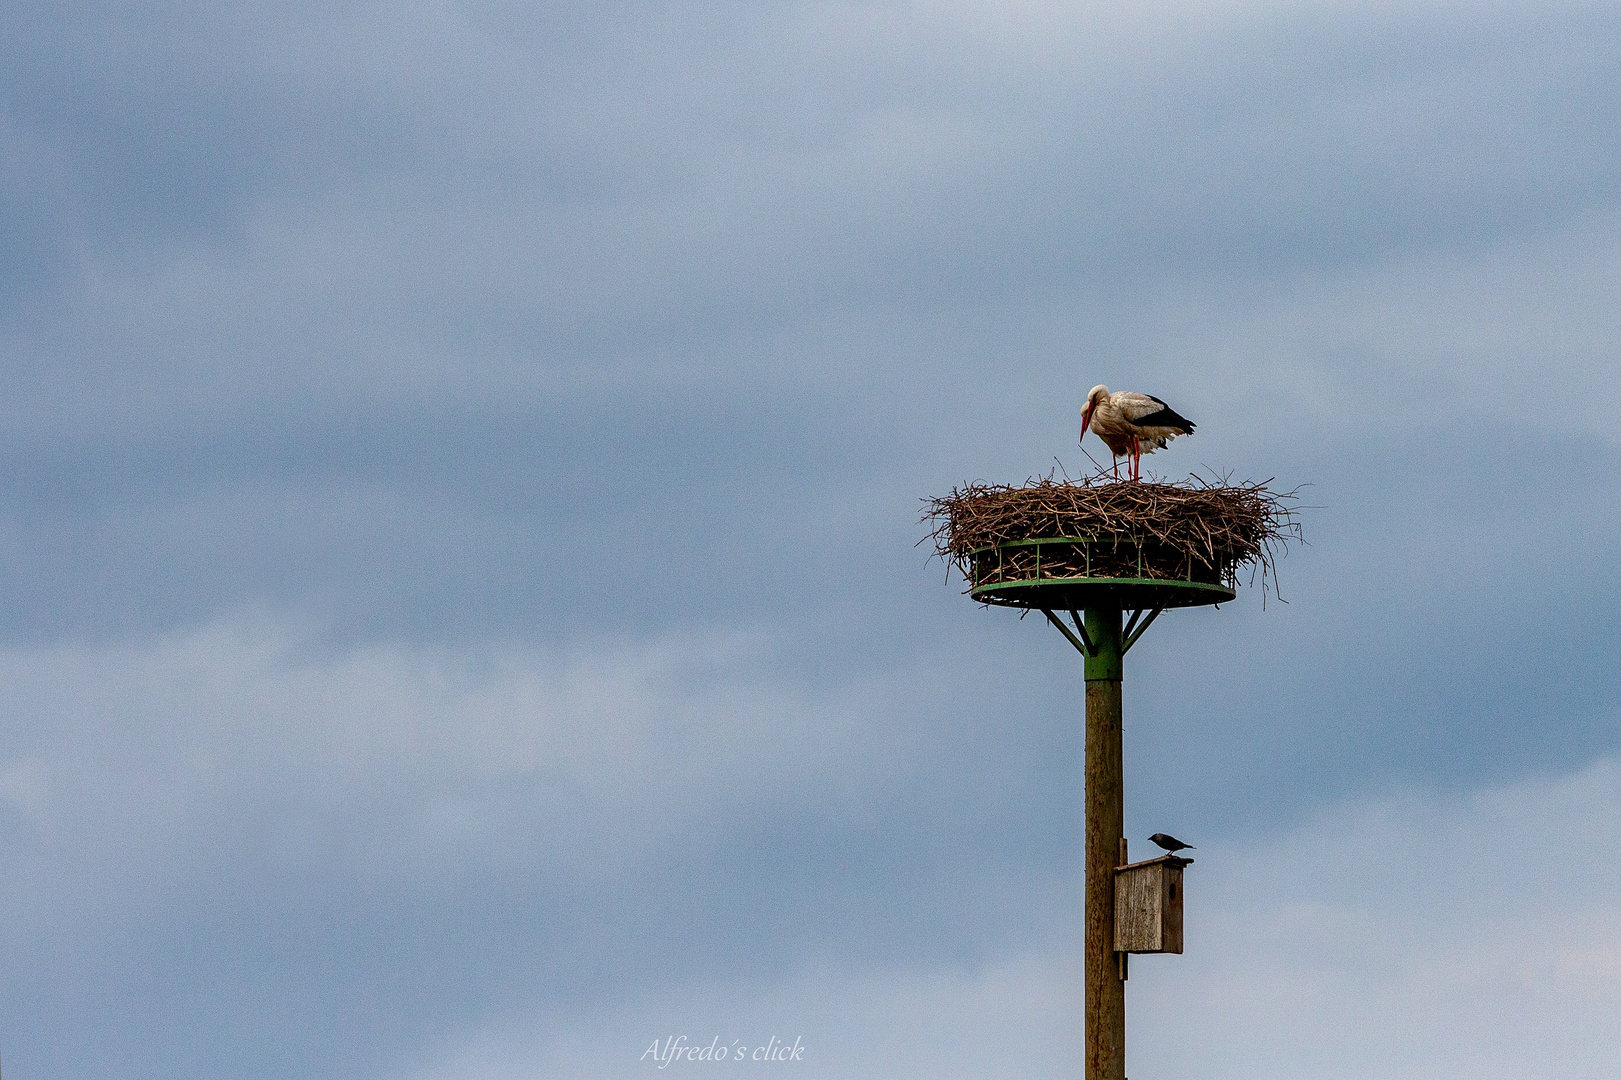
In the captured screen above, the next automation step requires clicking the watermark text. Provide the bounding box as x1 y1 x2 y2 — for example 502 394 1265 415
641 1036 804 1067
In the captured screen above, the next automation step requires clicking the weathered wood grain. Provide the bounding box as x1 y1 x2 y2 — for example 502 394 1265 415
1085 609 1126 1080
1114 857 1187 954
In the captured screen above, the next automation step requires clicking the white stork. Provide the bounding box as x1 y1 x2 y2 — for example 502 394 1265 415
1079 385 1196 481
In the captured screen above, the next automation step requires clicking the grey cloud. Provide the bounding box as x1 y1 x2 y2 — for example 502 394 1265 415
403 756 1621 1080
0 623 1086 1077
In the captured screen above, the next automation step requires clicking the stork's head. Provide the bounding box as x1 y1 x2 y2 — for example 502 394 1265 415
1079 384 1109 439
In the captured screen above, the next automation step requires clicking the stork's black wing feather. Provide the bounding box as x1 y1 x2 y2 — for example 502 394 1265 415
1128 396 1195 433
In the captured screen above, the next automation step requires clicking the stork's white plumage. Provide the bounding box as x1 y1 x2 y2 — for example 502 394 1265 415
1079 384 1195 481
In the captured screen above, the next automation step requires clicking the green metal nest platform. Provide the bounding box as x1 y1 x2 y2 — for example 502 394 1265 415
966 537 1236 612
972 576 1234 610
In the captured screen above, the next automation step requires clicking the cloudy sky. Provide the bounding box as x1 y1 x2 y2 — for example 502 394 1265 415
2 1 1620 1077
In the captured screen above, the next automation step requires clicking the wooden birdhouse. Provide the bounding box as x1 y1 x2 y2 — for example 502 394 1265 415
1114 854 1191 954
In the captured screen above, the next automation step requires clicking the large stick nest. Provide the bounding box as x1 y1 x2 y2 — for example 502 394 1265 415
923 472 1301 597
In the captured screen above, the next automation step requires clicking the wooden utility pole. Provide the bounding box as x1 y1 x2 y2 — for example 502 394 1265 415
1083 608 1125 1080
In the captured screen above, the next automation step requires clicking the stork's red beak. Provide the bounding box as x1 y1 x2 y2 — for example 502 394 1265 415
1079 408 1091 441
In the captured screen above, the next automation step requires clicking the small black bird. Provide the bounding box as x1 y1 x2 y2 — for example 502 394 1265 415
1149 832 1194 854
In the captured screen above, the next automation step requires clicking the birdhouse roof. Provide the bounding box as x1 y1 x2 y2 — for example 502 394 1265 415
1116 853 1194 872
